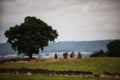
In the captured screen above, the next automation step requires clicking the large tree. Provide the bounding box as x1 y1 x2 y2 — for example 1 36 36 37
107 40 120 57
5 16 58 59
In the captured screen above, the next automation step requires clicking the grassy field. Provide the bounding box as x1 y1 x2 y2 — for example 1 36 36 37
0 75 119 80
0 57 120 73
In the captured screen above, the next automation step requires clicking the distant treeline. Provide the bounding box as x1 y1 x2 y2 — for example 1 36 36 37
90 40 120 57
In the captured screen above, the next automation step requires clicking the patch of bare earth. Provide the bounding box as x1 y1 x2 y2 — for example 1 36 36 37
4 58 83 64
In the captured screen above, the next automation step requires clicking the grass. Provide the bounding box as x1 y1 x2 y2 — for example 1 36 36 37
0 75 119 80
0 57 120 73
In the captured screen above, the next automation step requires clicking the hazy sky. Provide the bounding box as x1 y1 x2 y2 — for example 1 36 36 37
0 0 120 43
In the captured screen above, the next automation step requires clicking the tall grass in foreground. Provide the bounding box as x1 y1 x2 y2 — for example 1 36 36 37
0 75 119 80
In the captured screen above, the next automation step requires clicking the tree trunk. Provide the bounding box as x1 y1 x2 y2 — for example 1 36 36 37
29 53 33 59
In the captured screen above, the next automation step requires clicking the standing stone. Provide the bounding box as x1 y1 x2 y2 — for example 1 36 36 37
54 53 58 59
70 51 75 58
77 52 82 59
63 52 68 59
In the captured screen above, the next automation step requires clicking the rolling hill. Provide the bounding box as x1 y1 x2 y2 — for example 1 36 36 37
0 40 112 57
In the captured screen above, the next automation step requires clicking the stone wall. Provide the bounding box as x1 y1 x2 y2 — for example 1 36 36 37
0 68 120 78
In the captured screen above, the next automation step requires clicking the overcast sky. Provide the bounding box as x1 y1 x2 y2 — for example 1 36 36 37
0 0 120 43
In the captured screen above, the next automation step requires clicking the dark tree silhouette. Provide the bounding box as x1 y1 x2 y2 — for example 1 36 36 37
5 16 58 59
107 40 120 57
90 49 106 57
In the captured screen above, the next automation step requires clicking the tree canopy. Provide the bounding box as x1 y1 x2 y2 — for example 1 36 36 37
90 49 106 57
90 40 120 57
5 16 58 59
107 40 120 57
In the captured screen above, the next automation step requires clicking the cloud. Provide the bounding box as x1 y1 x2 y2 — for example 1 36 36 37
0 0 120 43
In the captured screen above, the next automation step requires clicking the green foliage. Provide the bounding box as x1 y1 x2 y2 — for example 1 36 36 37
107 40 120 57
90 50 107 57
5 16 58 58
90 40 120 57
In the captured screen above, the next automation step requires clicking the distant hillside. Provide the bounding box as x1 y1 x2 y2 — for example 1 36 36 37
0 40 112 56
44 40 112 52
0 43 15 56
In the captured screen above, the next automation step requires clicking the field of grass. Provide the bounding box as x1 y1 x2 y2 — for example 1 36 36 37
0 75 119 80
0 57 120 73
